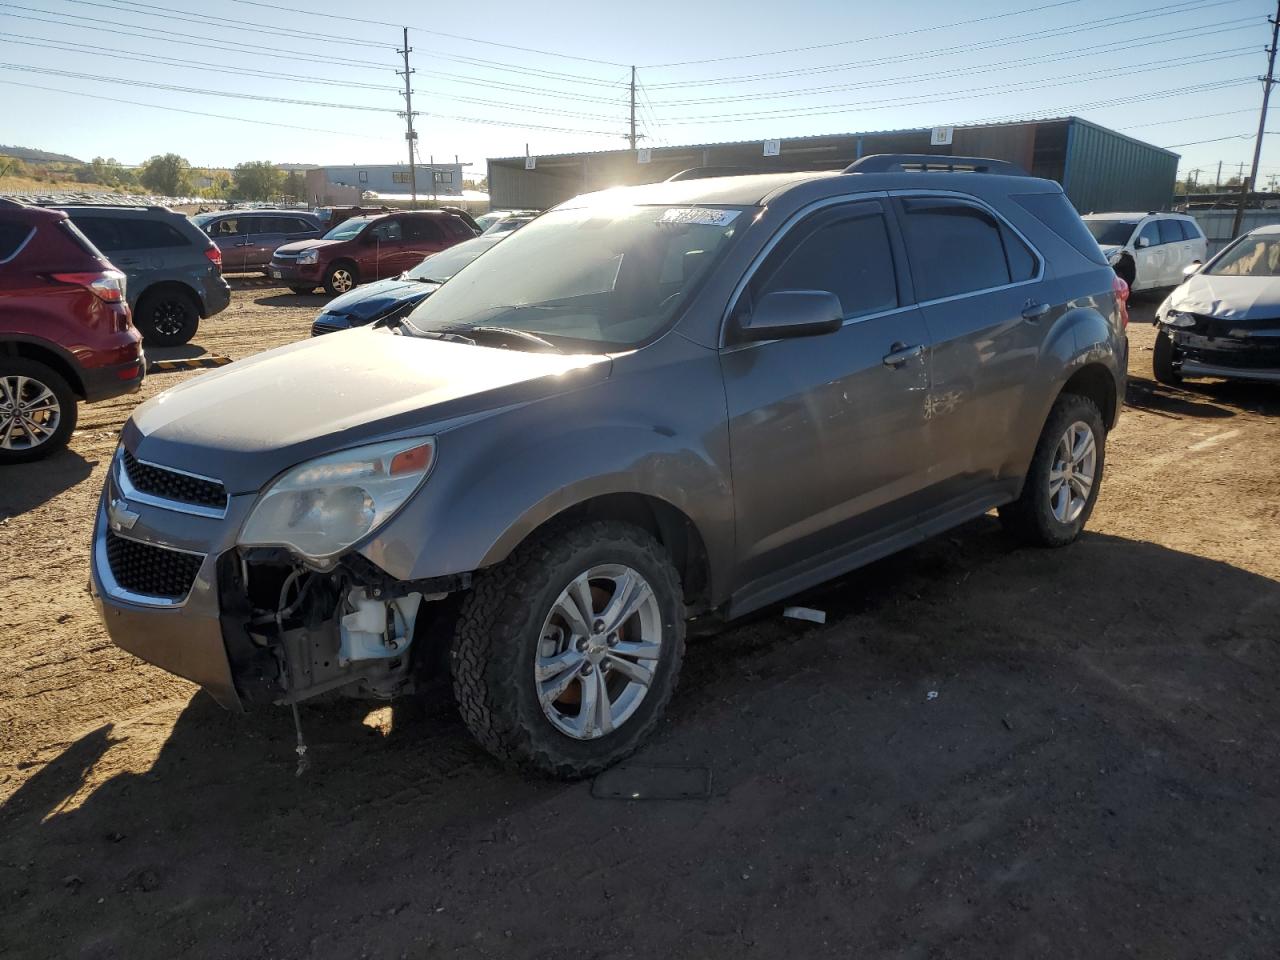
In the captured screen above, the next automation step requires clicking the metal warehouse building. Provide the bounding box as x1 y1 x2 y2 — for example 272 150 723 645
488 116 1176 214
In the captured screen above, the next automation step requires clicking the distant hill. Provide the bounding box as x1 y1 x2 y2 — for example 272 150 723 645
0 145 81 163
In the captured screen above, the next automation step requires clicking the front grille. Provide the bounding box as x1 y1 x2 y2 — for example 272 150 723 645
105 531 204 600
272 251 300 262
122 448 226 510
311 316 345 336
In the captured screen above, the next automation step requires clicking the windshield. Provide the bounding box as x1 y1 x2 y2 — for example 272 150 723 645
403 205 745 351
482 217 529 237
404 236 501 282
1084 219 1138 246
323 218 370 241
1205 234 1280 277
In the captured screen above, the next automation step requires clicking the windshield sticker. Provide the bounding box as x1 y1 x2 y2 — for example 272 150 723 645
657 208 741 227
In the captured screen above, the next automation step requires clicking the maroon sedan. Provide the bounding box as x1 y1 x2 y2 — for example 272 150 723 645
0 199 144 463
268 210 476 296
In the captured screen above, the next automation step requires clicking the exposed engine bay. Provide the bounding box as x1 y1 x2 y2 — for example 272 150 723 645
218 549 469 707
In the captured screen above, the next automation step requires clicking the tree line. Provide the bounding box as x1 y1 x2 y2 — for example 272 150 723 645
0 152 308 201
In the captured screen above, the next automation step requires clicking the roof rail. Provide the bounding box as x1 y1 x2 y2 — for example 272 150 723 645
843 154 1028 176
665 165 758 182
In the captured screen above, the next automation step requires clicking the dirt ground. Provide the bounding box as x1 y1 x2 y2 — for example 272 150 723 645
2 286 1279 959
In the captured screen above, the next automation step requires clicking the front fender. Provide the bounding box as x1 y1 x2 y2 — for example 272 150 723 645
358 336 736 603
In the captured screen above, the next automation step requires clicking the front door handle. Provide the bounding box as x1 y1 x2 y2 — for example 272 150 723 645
1022 302 1051 321
882 342 924 368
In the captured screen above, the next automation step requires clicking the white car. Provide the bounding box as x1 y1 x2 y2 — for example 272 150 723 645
1083 212 1207 292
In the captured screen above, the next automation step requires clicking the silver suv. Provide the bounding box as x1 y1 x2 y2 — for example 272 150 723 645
91 156 1128 778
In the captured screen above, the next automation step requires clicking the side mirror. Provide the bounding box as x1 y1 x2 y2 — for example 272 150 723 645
1182 261 1202 278
1136 236 1152 249
738 290 844 342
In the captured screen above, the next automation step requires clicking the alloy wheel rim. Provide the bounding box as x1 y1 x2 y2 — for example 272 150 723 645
153 301 187 336
0 375 61 451
1049 420 1096 524
332 270 353 292
534 563 662 741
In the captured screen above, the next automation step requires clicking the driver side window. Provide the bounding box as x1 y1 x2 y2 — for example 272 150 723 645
750 207 899 320
370 219 402 242
1138 222 1161 247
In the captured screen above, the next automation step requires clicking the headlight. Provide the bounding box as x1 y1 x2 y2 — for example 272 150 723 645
1164 310 1197 328
297 249 319 265
238 437 435 561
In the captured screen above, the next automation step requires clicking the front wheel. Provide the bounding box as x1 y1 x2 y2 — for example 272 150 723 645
451 520 686 779
0 358 77 464
1153 329 1182 385
999 393 1106 547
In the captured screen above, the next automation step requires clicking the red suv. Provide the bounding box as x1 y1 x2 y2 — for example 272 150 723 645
268 210 476 296
0 199 144 463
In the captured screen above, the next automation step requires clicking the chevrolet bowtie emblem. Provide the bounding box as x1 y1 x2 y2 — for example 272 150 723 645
108 498 139 532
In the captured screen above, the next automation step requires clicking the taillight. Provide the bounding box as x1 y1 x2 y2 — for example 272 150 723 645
204 246 222 271
1112 273 1130 330
51 270 127 303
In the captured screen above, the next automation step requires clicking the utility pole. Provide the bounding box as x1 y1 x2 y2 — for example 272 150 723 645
1216 160 1223 191
1233 5 1279 239
628 65 637 150
397 27 419 208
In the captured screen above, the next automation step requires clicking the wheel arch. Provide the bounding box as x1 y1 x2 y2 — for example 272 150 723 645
487 491 714 616
0 337 85 399
1061 361 1118 430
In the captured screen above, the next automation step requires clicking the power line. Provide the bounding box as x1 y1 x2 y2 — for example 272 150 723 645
0 33 399 90
647 22 1258 108
0 78 397 139
643 0 1088 68
655 51 1258 124
221 0 630 68
645 0 1251 88
44 0 395 50
0 7 394 68
0 63 397 112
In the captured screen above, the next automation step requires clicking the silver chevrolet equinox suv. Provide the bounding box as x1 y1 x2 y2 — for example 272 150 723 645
91 155 1128 778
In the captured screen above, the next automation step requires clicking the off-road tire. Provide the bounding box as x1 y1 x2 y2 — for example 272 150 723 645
323 262 358 297
451 520 686 779
135 288 200 347
999 393 1106 548
0 357 77 464
1153 329 1182 385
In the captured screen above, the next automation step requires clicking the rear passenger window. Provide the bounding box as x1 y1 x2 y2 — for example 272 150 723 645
76 217 189 251
1138 222 1161 247
403 218 444 242
0 221 33 261
1158 220 1183 245
1012 192 1108 265
753 209 898 319
900 199 1013 300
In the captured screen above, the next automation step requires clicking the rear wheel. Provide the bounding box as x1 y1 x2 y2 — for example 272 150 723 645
1153 329 1182 385
451 520 685 779
323 262 357 296
999 393 1105 547
0 358 77 464
135 288 199 346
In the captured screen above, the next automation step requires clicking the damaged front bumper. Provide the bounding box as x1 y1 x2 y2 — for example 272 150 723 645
90 449 467 710
1161 316 1280 383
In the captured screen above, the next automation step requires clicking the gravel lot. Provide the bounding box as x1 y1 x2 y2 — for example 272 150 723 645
2 285 1279 959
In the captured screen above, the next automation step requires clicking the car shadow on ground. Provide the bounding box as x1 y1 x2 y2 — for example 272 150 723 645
145 344 209 362
0 446 94 518
254 293 328 307
5 523 1280 957
1126 373 1280 420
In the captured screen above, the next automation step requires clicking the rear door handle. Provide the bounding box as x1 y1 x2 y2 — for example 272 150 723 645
1022 302 1051 321
882 343 924 367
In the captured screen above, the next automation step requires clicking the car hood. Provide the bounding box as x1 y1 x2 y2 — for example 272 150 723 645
275 238 344 256
1099 244 1123 259
323 275 437 321
125 329 611 493
1167 273 1280 324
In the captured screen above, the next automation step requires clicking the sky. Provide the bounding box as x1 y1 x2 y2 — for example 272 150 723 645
1 0 1276 187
